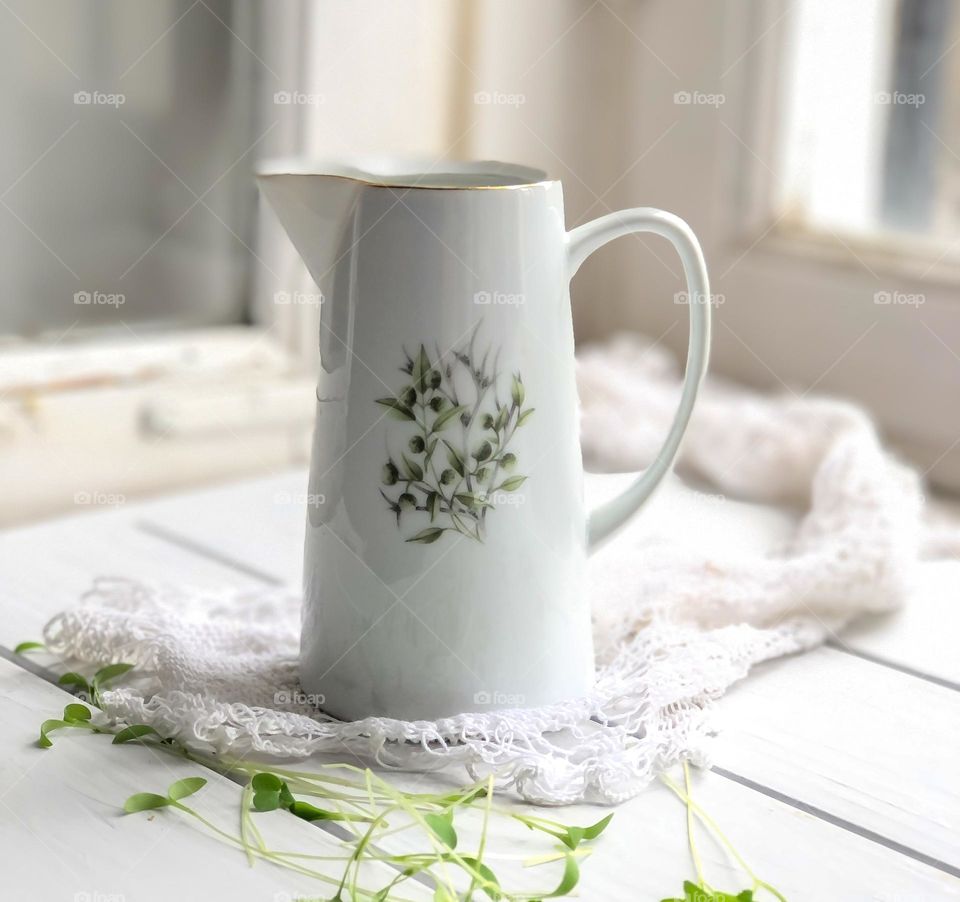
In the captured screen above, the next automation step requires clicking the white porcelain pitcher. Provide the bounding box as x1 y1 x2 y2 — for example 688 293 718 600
257 159 710 721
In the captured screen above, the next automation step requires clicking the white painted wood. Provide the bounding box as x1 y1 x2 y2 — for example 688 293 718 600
714 645 960 868
837 559 960 685
338 764 960 901
0 659 430 902
3 658 956 901
0 512 263 650
4 471 960 898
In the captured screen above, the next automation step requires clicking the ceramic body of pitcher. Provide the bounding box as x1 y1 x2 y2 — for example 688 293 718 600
257 159 710 721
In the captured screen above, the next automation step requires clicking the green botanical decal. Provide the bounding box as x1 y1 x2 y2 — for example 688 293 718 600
377 326 534 543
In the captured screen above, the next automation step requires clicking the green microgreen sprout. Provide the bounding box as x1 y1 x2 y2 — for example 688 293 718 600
658 763 788 902
25 651 786 902
13 640 45 654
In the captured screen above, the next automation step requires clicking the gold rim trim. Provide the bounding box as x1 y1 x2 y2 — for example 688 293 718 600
256 170 559 192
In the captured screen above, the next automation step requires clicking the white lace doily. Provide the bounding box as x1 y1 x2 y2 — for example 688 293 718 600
43 334 950 805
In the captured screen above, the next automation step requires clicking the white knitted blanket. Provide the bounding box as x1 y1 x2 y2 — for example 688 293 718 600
43 334 946 805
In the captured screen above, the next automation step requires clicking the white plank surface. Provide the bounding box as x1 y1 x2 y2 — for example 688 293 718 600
0 659 430 902
3 656 956 902
2 468 960 900
714 646 960 868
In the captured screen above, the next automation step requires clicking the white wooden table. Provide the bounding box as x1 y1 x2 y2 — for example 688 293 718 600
1 469 958 901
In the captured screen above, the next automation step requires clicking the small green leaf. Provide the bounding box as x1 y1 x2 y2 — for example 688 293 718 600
401 454 424 482
560 825 585 849
457 856 501 899
424 812 457 849
113 724 160 744
444 441 465 477
581 812 614 840
425 438 439 465
427 491 439 522
124 792 169 813
167 777 206 801
38 719 67 748
93 662 134 688
13 641 44 654
375 398 416 421
251 772 283 793
406 527 445 544
544 851 580 897
497 475 527 492
58 672 91 695
431 404 466 432
511 375 525 407
63 703 92 723
251 772 285 811
495 406 509 431
517 407 535 427
289 800 374 823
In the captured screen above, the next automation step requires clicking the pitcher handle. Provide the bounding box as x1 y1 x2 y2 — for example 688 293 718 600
567 208 712 551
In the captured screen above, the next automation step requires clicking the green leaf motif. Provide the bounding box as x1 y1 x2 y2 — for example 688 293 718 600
511 374 524 407
497 475 527 492
413 345 432 393
379 331 531 546
13 640 44 654
375 397 417 421
406 527 445 544
444 441 465 477
402 454 424 482
431 404 466 432
455 493 489 510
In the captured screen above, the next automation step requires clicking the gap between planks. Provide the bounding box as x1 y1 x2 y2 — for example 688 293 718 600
129 516 960 882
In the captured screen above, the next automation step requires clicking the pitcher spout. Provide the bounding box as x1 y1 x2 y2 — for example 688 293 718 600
256 161 366 291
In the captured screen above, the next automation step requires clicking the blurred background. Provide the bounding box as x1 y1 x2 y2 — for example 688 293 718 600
1 0 958 524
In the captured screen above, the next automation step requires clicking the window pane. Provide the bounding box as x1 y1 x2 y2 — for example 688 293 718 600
0 0 260 339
